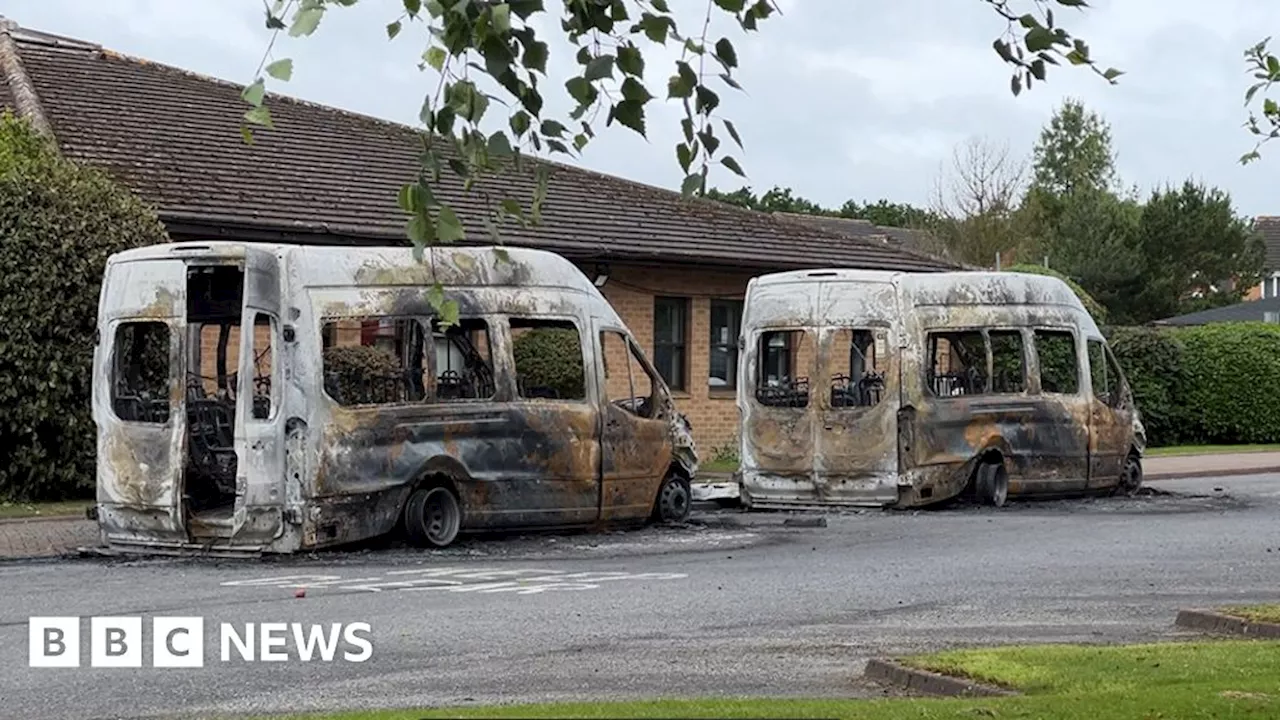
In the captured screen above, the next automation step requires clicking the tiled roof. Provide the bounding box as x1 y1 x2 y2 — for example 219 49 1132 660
0 21 957 273
1152 295 1280 326
1256 216 1280 272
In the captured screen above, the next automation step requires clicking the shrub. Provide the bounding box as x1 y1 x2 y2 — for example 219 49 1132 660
1105 322 1280 447
512 326 585 399
322 345 404 405
0 113 169 501
1175 323 1280 445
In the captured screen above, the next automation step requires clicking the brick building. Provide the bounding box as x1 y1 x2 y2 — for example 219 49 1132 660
0 19 956 452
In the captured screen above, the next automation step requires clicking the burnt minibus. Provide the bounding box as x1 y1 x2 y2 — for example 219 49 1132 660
736 269 1145 509
92 241 697 555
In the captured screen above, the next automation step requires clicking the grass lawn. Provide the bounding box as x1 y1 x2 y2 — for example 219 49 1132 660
1146 444 1280 457
0 500 92 520
267 640 1280 720
1223 605 1280 624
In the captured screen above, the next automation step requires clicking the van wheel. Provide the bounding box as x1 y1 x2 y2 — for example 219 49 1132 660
1117 453 1143 496
404 485 462 548
653 475 692 524
975 461 1008 507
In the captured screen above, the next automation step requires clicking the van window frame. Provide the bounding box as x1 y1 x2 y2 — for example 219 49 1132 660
1031 325 1083 397
825 324 891 411
751 326 812 409
108 318 176 426
317 313 434 409
922 326 1031 400
506 314 592 405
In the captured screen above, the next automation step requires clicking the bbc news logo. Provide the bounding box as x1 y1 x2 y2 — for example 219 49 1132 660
29 617 373 668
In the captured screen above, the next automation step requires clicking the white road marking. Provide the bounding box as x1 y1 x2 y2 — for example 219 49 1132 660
220 567 689 594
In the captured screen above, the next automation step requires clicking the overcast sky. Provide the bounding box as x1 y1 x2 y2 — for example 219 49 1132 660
10 0 1280 218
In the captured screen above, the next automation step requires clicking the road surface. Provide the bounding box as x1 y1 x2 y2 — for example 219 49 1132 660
2 473 1278 720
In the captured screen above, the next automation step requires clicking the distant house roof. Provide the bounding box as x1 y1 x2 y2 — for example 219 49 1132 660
0 19 957 274
1152 296 1280 326
1257 216 1280 272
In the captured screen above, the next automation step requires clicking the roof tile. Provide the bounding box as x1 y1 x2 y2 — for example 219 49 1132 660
5 30 956 272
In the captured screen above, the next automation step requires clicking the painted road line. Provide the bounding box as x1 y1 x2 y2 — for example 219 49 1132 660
220 567 689 594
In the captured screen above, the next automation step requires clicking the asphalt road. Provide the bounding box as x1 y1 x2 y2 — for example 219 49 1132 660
3 473 1278 720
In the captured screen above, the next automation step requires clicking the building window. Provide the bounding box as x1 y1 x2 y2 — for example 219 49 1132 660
709 299 742 390
653 296 688 391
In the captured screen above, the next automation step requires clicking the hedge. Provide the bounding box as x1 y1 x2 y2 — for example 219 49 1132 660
0 113 169 502
1105 322 1280 448
512 326 585 399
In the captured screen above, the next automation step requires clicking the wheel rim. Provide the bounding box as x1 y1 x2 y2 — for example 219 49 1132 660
1122 458 1141 493
991 466 1008 506
661 480 689 520
422 488 460 545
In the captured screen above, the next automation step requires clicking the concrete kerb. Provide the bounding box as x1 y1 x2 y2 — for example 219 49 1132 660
1175 609 1280 639
0 513 86 526
863 658 1018 697
1146 466 1280 482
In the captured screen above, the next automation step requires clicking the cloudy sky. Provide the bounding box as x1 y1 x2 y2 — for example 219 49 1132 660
10 0 1280 217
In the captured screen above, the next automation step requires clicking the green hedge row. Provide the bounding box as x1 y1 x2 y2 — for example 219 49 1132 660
0 114 169 502
1105 323 1280 448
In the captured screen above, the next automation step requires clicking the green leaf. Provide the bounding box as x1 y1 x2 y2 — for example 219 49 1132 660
491 3 512 33
609 100 646 136
584 54 615 82
241 79 266 107
500 199 525 221
437 206 465 243
289 7 324 37
723 119 743 148
713 0 746 11
265 59 293 81
681 173 703 197
617 45 645 76
566 76 594 105
425 46 448 72
676 142 694 173
714 38 738 68
620 77 653 103
1102 67 1124 81
439 299 460 327
403 0 422 15
1030 59 1046 81
523 40 549 73
651 0 670 11
488 131 514 159
1011 73 1023 96
407 214 435 246
1025 27 1054 53
243 105 274 128
493 247 512 264
667 62 697 99
721 156 745 177
510 111 531 137
541 119 568 137
386 21 402 39
696 86 720 115
426 283 446 311
636 13 672 44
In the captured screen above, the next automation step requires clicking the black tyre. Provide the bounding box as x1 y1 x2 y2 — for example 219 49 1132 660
404 485 462 548
1117 453 1143 496
975 461 1009 507
653 475 692 523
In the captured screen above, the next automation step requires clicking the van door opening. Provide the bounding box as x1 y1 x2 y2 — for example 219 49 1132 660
183 264 245 521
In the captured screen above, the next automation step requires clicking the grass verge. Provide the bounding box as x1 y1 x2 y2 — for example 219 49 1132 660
266 640 1279 720
0 500 92 520
1222 604 1280 624
700 458 737 473
1145 444 1280 457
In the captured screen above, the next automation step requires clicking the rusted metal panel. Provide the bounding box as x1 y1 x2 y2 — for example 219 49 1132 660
739 269 1144 510
93 241 695 555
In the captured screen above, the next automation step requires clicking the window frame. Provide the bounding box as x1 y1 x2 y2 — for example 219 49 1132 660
508 315 590 404
318 314 433 408
109 319 174 426
985 327 1029 396
752 327 811 409
827 326 890 410
924 327 991 399
1032 326 1082 396
652 296 689 392
708 298 743 391
247 311 280 422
